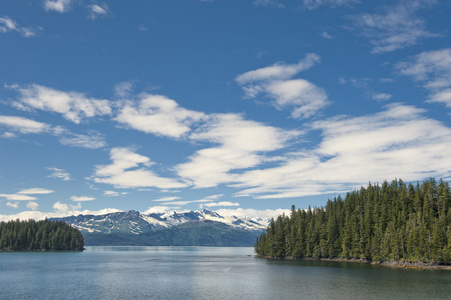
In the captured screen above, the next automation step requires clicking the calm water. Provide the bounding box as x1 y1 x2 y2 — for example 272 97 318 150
0 246 450 299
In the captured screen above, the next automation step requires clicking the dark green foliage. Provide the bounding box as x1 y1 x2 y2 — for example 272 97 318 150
84 220 262 246
255 178 451 265
0 219 84 251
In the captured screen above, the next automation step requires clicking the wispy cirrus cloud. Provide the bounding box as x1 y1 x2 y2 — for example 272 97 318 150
203 201 240 207
10 84 112 124
0 114 106 149
0 115 51 134
232 103 451 199
18 188 54 195
236 53 320 84
158 199 213 206
115 94 205 138
156 194 227 207
0 16 40 38
351 1 438 54
88 3 109 19
47 167 71 181
397 48 451 108
339 77 392 102
215 207 289 219
114 81 135 98
58 130 107 149
71 196 95 202
44 0 72 13
104 190 128 197
236 54 329 119
0 206 121 222
91 147 188 189
153 196 182 202
45 0 110 20
0 194 37 201
176 113 301 188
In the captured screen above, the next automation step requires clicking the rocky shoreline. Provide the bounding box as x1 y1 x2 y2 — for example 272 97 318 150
255 255 451 270
373 260 451 270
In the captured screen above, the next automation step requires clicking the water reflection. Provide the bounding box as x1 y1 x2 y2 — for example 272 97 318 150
1 247 450 300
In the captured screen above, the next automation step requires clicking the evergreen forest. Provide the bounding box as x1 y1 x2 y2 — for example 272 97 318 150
255 178 451 264
0 219 84 251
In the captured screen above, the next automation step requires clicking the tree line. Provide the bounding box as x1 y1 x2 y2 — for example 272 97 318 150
0 219 84 251
255 178 451 264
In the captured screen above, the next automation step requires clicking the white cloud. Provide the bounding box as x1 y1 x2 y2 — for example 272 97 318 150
0 207 122 222
53 201 81 213
114 81 134 98
103 190 128 197
58 130 107 149
6 202 19 209
11 84 112 124
71 196 95 202
236 54 329 118
352 2 438 54
0 194 37 201
372 93 392 101
44 0 72 13
159 199 213 206
232 103 451 199
153 196 181 202
47 167 71 181
92 147 188 189
0 16 39 38
236 53 320 84
0 115 51 134
203 201 240 207
0 115 105 149
88 3 109 19
265 79 329 118
176 113 300 188
142 206 173 214
215 207 289 219
1 132 16 138
26 201 39 211
0 16 16 32
115 94 205 138
18 188 54 195
202 194 224 201
397 48 451 108
321 32 333 39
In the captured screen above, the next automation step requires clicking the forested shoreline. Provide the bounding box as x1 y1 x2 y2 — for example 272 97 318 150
0 219 84 251
255 178 451 265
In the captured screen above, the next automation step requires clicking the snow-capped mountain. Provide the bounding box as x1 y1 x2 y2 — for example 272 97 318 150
53 209 269 235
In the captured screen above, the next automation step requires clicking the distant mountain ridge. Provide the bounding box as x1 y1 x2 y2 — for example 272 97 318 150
52 209 269 246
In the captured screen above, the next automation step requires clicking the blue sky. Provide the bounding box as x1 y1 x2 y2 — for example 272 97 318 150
1 0 451 221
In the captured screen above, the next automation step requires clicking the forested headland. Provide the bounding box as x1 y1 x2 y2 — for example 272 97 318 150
0 219 84 251
255 178 451 265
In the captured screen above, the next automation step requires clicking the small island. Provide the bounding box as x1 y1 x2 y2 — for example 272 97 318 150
0 219 84 251
255 178 451 268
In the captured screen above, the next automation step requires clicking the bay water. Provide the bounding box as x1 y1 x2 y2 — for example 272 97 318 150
1 246 450 299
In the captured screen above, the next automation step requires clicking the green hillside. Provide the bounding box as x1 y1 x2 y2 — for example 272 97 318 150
255 178 451 264
0 219 84 251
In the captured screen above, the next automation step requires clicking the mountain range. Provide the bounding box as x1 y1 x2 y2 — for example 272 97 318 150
52 209 269 247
